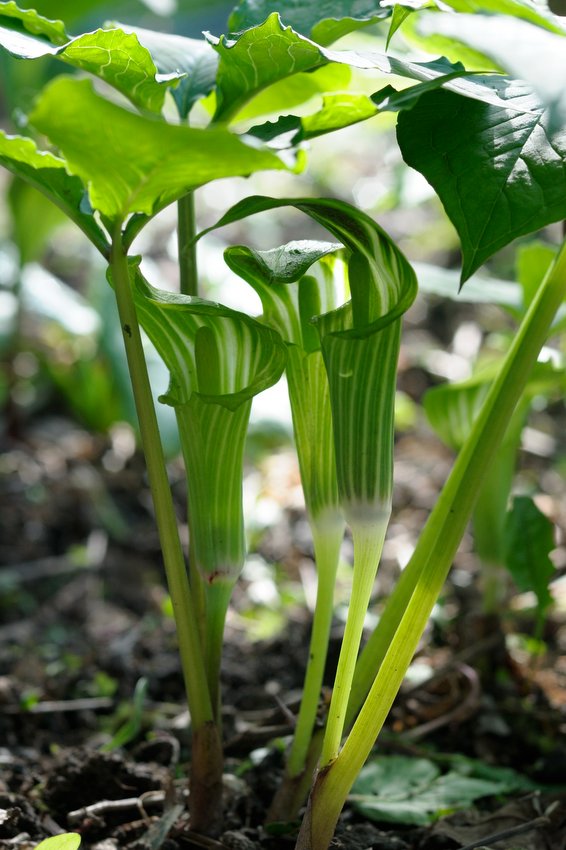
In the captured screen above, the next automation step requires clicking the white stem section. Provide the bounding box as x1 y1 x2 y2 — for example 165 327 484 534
320 511 389 766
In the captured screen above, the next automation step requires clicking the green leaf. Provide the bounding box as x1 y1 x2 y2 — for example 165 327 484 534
351 755 531 826
0 7 178 113
59 28 180 114
213 18 514 127
114 23 219 119
29 76 297 225
234 64 352 128
209 13 328 123
0 131 109 255
0 1 67 50
396 81 566 281
34 835 81 850
516 241 558 310
424 375 492 453
228 0 389 46
504 495 555 619
441 0 564 32
301 92 379 139
416 13 566 133
101 677 148 752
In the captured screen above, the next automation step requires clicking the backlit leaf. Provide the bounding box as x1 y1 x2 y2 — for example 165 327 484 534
228 0 389 46
0 6 178 112
0 131 109 255
0 1 67 50
416 13 566 132
208 13 327 123
115 23 219 119
34 835 81 850
29 77 296 225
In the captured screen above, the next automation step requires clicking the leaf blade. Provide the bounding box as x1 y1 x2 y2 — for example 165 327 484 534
397 82 566 280
29 77 297 224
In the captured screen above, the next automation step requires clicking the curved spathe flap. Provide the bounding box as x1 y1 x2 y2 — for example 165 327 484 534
200 195 418 341
224 240 341 350
128 259 287 411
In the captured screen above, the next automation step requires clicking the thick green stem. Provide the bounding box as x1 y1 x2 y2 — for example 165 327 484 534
320 515 389 766
178 192 198 297
296 239 566 850
109 228 213 732
204 581 234 722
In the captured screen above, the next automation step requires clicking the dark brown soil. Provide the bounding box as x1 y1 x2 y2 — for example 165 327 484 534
1 408 565 850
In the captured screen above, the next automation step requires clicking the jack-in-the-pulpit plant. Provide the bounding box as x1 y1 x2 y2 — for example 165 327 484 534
1 0 565 847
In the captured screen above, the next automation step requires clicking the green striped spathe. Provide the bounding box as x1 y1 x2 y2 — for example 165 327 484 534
127 259 287 582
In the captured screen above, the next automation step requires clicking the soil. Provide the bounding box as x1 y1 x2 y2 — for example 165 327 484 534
1 333 566 850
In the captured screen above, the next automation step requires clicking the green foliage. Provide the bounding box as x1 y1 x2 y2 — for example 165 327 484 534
397 81 566 281
33 835 81 850
0 4 179 112
28 77 296 226
504 495 556 627
0 132 108 255
350 755 533 825
101 677 148 752
416 12 566 131
115 23 219 119
228 0 389 46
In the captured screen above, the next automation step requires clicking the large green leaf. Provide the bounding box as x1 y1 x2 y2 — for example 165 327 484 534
0 1 66 48
0 4 178 113
397 81 566 281
209 13 328 123
417 13 566 133
0 131 109 255
28 76 297 225
228 0 389 46
504 495 556 624
114 23 219 119
212 17 514 127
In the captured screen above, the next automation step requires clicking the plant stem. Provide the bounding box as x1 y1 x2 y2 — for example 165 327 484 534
178 192 198 297
176 190 207 636
288 519 343 777
204 581 233 722
320 516 389 767
267 518 342 824
295 238 566 850
109 227 213 732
